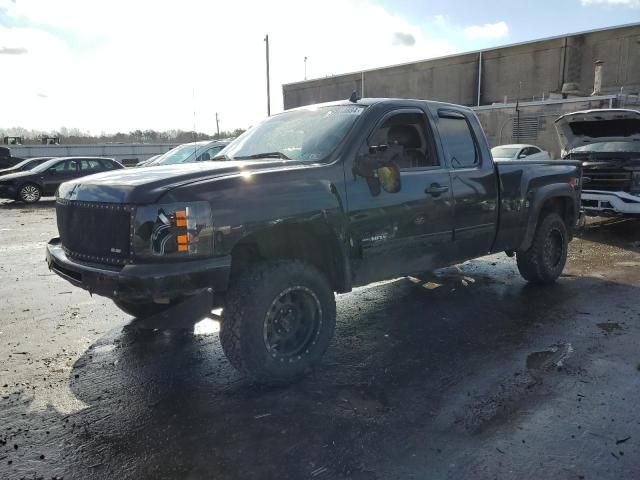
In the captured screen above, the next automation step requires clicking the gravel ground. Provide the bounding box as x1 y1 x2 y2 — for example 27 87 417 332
1 198 639 480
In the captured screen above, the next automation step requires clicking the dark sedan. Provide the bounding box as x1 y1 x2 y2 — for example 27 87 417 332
0 157 123 203
0 157 55 176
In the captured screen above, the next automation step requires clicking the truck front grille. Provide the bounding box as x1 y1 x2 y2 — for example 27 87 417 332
583 168 632 192
56 200 133 265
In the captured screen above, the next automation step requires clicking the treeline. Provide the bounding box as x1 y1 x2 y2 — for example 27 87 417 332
0 127 246 145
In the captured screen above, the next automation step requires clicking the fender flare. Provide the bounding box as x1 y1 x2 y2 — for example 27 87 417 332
228 219 353 294
518 184 575 252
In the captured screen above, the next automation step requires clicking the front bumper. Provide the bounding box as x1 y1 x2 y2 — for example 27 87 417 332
46 237 231 301
581 190 640 216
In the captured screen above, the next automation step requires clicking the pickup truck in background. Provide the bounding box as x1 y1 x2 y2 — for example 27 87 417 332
556 108 640 217
46 98 582 383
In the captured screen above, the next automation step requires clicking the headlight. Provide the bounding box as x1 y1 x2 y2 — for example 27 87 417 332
132 201 213 259
631 171 640 195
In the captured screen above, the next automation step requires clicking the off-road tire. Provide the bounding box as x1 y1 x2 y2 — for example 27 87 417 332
18 183 41 203
516 212 568 284
220 259 336 384
114 299 173 318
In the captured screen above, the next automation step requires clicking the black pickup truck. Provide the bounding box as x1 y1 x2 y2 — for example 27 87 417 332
47 98 582 383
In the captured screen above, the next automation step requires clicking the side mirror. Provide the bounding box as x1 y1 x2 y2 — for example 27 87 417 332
48 167 56 174
518 153 527 159
353 144 402 196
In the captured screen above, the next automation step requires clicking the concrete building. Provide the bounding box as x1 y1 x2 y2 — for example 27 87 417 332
282 23 640 157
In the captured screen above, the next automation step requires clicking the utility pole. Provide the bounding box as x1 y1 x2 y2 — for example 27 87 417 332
515 81 522 143
304 56 308 80
265 34 271 116
215 112 220 138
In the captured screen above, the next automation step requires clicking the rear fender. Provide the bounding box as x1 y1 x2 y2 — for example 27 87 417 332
518 184 576 251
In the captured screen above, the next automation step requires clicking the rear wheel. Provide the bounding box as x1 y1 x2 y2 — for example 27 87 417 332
18 183 41 203
220 259 336 384
516 212 568 284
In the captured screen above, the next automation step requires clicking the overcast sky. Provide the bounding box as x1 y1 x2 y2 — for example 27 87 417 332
1 0 639 135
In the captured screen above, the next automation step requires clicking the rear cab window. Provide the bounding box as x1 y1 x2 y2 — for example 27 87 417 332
437 111 479 169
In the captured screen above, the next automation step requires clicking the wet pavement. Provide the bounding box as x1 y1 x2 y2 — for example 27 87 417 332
1 199 639 479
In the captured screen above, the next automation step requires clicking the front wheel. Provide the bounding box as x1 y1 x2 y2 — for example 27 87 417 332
516 212 568 285
18 183 41 203
220 260 336 384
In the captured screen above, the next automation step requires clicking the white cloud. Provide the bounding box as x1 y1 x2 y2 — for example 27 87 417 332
0 0 458 134
464 21 509 39
581 0 640 6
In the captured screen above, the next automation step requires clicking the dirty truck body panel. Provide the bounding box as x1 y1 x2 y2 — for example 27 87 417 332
47 98 581 302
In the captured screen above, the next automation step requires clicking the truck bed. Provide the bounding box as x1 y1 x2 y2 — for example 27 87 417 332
493 159 582 252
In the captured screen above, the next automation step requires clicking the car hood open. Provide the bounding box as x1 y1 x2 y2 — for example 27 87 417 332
57 159 309 204
554 109 640 152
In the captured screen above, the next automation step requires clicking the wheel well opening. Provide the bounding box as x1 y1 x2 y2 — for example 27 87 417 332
230 224 348 293
541 197 574 229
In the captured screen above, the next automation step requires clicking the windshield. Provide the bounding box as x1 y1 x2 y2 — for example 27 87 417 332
31 158 64 173
571 141 640 153
223 105 365 161
8 158 38 170
151 144 203 166
491 147 519 158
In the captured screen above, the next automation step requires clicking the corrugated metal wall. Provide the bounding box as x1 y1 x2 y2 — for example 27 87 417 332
9 143 179 164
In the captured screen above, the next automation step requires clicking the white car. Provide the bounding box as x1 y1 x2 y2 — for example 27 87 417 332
491 144 550 161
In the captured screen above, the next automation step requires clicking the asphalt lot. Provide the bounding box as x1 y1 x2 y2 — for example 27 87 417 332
1 198 639 480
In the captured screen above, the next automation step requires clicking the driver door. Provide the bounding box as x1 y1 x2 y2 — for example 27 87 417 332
346 108 454 285
42 159 79 195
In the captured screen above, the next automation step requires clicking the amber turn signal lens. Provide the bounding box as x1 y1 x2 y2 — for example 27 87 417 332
175 210 187 227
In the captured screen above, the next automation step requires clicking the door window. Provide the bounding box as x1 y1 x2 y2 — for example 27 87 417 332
79 159 102 172
50 160 77 173
99 159 118 170
367 112 437 169
197 145 225 161
438 114 479 168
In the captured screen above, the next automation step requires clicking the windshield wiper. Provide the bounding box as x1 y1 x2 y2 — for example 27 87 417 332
234 151 290 160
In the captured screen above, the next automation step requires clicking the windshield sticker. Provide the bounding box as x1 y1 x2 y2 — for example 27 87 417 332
324 106 364 117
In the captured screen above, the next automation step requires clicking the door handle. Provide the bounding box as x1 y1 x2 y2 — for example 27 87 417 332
425 184 449 196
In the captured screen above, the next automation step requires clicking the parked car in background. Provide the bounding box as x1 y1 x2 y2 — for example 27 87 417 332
556 109 640 217
144 140 231 167
0 157 55 176
0 156 123 203
491 144 550 161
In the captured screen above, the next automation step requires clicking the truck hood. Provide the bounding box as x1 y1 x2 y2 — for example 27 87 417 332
57 159 309 204
554 109 640 152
